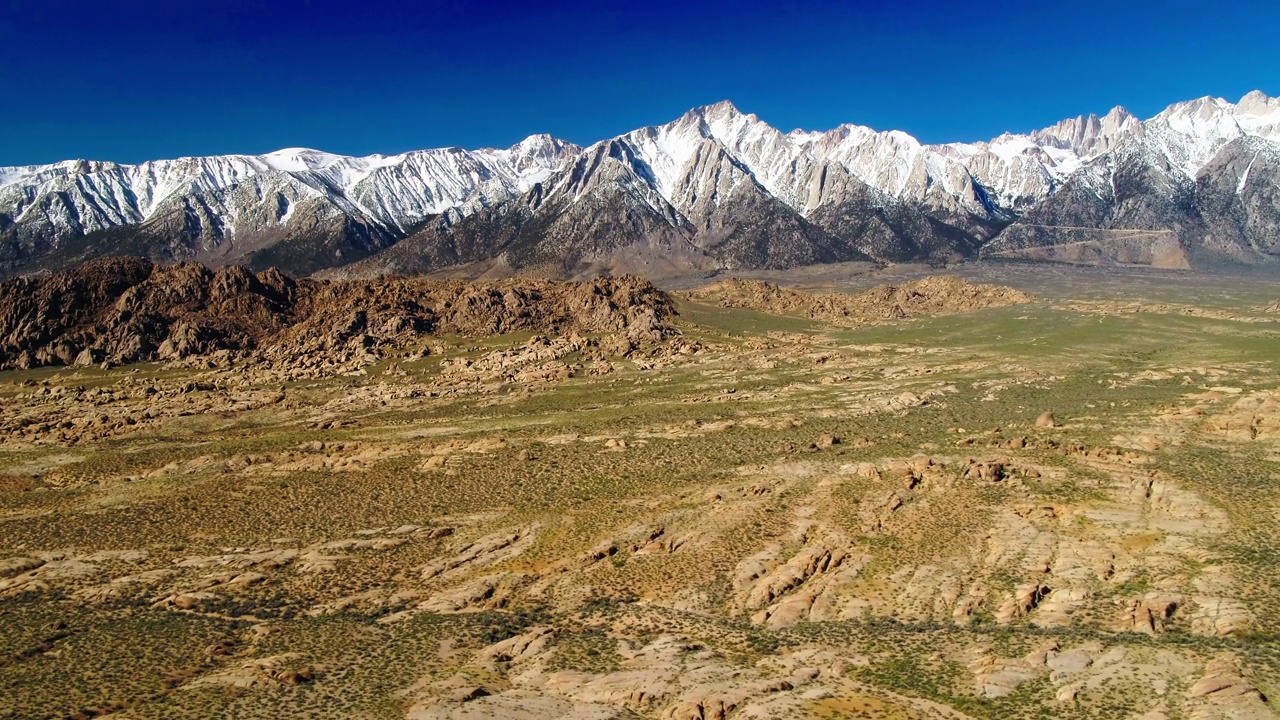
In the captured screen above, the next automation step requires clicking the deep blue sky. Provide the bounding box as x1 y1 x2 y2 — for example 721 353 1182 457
2 0 1277 165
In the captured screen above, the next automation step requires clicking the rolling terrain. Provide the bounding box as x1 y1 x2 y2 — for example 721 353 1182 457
1 261 1279 718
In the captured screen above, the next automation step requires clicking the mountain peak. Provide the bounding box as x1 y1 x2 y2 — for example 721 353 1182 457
1029 105 1141 157
1233 90 1280 140
512 132 555 146
260 147 345 172
699 99 744 117
508 133 572 154
4 89 1279 280
1158 95 1234 120
1237 89 1278 115
1103 106 1136 123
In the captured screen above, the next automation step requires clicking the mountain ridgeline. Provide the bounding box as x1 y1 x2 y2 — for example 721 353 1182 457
2 92 1279 278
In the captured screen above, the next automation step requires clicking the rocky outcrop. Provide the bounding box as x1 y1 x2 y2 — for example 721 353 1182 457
678 275 1033 325
1186 656 1271 720
0 257 678 370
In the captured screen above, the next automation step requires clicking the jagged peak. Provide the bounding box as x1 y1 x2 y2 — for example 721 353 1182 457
1027 105 1141 157
570 137 650 175
501 134 581 168
668 100 770 140
508 133 573 153
1103 105 1137 123
540 136 678 213
696 99 746 118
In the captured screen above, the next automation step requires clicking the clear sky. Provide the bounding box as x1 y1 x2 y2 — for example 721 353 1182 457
2 0 1277 165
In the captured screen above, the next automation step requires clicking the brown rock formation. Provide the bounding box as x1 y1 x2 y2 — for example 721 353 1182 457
0 257 677 370
678 274 1032 325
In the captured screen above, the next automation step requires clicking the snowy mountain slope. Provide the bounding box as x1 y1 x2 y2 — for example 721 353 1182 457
587 91 1278 245
987 92 1280 264
2 90 1279 277
0 137 580 275
345 113 975 278
0 137 578 226
340 139 710 278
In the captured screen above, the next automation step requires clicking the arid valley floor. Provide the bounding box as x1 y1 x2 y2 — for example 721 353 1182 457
3 262 1280 719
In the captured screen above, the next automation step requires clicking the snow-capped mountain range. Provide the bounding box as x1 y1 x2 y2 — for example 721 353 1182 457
2 90 1278 277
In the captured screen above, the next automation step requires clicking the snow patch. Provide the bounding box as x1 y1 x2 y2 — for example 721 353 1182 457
1237 152 1259 195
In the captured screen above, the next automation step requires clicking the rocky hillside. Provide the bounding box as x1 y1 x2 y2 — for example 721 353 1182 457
679 275 1034 324
0 257 676 370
